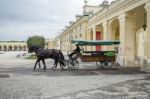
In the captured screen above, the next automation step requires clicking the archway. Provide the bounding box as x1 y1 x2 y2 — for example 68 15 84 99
132 5 146 60
8 46 12 51
110 19 120 40
0 45 2 51
13 46 17 51
3 46 7 51
109 19 120 51
23 46 27 51
18 46 22 51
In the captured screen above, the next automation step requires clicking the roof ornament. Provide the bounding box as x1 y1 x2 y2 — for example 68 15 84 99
84 0 88 5
102 0 109 6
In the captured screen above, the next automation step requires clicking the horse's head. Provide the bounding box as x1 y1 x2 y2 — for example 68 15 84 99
28 45 40 53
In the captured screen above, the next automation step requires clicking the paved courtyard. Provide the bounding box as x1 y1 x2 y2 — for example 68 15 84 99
0 52 150 99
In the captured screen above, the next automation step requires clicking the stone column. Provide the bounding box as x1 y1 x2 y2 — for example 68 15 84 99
92 26 96 40
87 29 91 40
82 23 86 40
119 13 135 66
11 46 13 51
83 26 87 51
86 29 91 51
103 21 108 51
145 1 150 59
125 13 135 66
103 21 108 40
142 1 150 72
118 14 126 66
92 26 96 51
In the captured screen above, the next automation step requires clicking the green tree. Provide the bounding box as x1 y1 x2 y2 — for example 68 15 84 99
27 35 46 48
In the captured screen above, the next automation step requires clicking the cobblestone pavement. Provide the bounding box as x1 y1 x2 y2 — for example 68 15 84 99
0 52 150 99
51 76 150 99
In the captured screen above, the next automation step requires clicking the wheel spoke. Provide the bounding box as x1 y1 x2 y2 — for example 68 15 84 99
67 59 79 70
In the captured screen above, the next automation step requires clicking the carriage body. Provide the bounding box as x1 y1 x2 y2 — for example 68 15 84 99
80 51 116 62
71 40 120 69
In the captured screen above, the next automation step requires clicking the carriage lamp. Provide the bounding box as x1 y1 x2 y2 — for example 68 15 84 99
143 13 147 31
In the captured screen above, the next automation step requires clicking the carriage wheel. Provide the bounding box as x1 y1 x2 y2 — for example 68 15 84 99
67 59 79 70
96 61 101 68
102 61 112 69
107 62 113 68
96 61 105 69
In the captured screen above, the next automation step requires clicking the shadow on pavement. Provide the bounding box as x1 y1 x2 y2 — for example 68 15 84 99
0 66 148 77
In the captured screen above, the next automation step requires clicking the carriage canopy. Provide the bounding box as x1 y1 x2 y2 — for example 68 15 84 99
71 40 120 46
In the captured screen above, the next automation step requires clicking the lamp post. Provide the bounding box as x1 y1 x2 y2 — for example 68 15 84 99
143 13 147 31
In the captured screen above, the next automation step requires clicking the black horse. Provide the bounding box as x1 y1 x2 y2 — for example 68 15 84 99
28 45 65 70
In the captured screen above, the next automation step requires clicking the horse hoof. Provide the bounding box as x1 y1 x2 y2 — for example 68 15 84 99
43 68 46 70
51 67 54 70
61 68 64 71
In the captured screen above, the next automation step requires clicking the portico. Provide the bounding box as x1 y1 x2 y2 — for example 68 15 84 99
0 42 27 51
85 0 149 66
57 0 150 68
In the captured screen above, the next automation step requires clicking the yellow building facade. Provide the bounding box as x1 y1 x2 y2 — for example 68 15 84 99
56 0 150 68
59 15 88 54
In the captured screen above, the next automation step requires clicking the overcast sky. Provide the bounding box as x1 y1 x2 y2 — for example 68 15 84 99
0 0 113 41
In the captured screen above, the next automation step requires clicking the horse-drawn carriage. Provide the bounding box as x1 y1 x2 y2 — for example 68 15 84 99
28 40 120 71
67 40 120 70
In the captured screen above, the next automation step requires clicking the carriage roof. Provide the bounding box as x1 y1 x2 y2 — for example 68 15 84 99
71 40 120 46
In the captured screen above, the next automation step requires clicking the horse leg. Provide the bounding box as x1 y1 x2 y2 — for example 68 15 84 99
38 61 41 68
58 61 63 71
42 59 46 70
60 62 64 71
52 59 59 71
51 60 56 70
33 59 40 70
54 60 59 68
58 50 65 71
59 60 66 71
